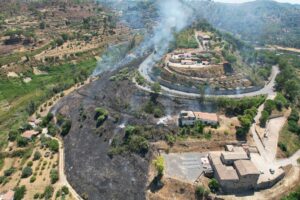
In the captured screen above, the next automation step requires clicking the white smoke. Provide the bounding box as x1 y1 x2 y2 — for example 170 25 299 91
92 0 195 76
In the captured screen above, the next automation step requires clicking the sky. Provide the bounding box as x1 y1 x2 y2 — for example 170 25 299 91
214 0 300 4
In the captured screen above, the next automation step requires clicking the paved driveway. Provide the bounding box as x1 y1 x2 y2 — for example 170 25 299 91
162 152 209 183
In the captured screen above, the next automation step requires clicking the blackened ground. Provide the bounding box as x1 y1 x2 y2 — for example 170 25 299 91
52 58 217 200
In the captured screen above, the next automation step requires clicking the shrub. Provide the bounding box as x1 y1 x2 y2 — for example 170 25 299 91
278 142 287 152
50 169 59 184
8 130 19 141
30 176 36 183
4 167 16 177
43 185 54 200
208 178 219 193
33 151 41 161
27 161 33 167
151 82 161 94
165 134 176 145
94 107 108 127
128 135 149 156
34 193 39 199
14 186 26 200
153 108 163 118
21 166 32 178
61 186 69 195
195 186 209 200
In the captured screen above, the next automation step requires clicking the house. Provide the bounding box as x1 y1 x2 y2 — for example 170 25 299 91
179 111 196 126
21 130 39 139
179 111 219 126
0 190 15 200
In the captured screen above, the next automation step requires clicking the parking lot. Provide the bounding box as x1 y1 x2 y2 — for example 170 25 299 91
162 152 209 182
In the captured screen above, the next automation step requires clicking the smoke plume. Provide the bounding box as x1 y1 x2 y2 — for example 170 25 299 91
92 0 195 76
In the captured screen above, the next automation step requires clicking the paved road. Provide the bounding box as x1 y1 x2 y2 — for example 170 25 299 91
138 53 280 99
250 89 299 168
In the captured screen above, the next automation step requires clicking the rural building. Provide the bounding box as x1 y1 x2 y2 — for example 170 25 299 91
208 150 259 193
21 130 39 139
179 111 196 126
0 190 15 200
179 111 219 126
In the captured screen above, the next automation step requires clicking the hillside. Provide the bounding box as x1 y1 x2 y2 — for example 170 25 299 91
188 0 300 48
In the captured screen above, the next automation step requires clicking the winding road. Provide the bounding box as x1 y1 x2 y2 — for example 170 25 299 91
138 53 280 99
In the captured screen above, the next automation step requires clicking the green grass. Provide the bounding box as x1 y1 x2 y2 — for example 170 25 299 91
0 58 97 148
279 123 300 157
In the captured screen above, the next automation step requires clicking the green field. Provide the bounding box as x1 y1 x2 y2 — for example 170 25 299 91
0 58 97 148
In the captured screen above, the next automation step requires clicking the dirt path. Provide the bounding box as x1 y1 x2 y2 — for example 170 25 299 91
56 138 83 200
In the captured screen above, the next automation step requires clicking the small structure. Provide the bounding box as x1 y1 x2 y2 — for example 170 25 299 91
21 130 39 139
181 59 197 65
221 151 249 165
0 190 15 200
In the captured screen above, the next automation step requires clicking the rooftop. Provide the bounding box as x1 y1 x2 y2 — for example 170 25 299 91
180 111 195 119
194 112 218 122
21 130 39 139
234 160 260 177
221 151 249 161
210 153 239 181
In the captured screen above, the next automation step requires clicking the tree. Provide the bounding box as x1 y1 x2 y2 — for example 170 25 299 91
153 156 164 176
49 140 59 152
208 178 219 193
43 185 54 200
61 120 72 136
41 112 54 127
61 186 69 195
21 166 32 178
151 82 161 94
264 100 275 114
14 186 26 200
33 151 41 161
50 169 59 184
17 137 28 147
260 110 269 128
